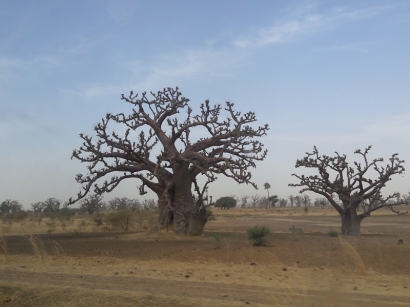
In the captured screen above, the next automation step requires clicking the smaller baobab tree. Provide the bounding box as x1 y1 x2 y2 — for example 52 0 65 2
290 146 408 236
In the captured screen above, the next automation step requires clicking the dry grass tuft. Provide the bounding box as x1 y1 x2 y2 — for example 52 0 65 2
0 235 8 260
28 235 48 260
51 241 65 258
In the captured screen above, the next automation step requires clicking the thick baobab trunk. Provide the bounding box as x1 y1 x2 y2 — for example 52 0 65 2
156 178 206 236
339 208 364 236
157 196 173 231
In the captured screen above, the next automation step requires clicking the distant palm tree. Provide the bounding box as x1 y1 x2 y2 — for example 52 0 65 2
264 182 271 198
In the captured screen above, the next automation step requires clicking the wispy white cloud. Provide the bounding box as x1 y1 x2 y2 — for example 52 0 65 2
30 54 62 66
0 57 24 79
313 42 371 53
0 57 23 67
0 53 62 80
99 0 140 24
1 36 101 79
59 36 99 56
363 115 410 138
233 4 393 48
84 85 122 99
59 85 122 102
269 114 410 146
132 47 247 90
0 112 59 140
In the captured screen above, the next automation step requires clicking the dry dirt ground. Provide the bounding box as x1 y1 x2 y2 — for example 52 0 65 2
1 207 409 307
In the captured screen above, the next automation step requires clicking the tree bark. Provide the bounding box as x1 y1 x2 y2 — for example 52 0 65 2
339 208 364 236
171 179 206 235
157 197 173 231
156 178 206 236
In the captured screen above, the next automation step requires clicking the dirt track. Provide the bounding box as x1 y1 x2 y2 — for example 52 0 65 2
1 209 410 306
1 267 410 307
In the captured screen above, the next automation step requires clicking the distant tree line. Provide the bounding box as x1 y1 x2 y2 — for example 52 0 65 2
0 196 158 216
212 194 334 209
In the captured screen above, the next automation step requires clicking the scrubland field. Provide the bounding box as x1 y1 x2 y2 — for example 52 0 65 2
1 207 409 307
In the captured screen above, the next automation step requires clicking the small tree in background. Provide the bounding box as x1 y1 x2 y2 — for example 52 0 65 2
288 195 295 207
290 146 408 236
258 197 269 208
107 197 142 210
294 195 302 207
250 195 260 208
42 198 61 213
278 198 288 207
314 197 330 208
31 202 43 213
301 194 311 210
240 196 248 208
80 194 105 215
0 200 22 214
264 182 271 198
214 196 237 209
268 195 279 208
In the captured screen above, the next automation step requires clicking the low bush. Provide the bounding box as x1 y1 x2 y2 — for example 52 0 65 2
93 214 104 226
328 229 339 237
205 208 215 221
211 234 222 249
1 211 29 223
247 225 270 246
77 220 87 231
104 210 135 231
289 225 303 235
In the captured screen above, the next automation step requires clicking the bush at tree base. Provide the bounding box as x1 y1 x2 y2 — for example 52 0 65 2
205 208 215 220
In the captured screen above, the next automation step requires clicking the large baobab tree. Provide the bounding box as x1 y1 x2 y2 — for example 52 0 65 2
70 87 268 235
290 146 408 236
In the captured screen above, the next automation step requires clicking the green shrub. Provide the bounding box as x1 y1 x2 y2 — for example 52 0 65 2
214 196 237 209
205 208 215 221
1 211 28 222
77 220 87 231
289 225 303 235
93 214 103 226
104 210 135 231
69 230 83 238
328 229 339 237
211 234 222 249
247 225 270 246
56 208 76 220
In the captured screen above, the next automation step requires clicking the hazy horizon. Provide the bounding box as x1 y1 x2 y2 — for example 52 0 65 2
1 1 409 209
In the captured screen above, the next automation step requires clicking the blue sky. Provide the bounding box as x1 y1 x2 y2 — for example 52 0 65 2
1 0 409 207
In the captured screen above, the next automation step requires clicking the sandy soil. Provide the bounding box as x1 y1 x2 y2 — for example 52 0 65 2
1 208 409 306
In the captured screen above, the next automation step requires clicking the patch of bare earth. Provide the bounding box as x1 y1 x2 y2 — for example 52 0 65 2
1 208 410 306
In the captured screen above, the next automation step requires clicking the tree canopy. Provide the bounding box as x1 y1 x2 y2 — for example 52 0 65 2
70 87 268 235
214 196 237 209
0 199 22 214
